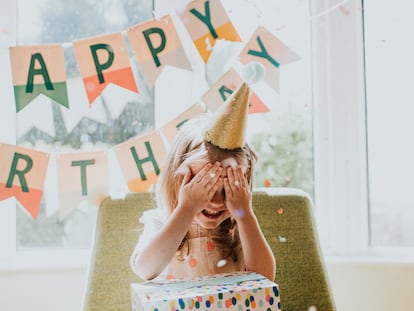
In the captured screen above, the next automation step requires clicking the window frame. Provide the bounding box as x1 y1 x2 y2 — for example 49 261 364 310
310 0 370 255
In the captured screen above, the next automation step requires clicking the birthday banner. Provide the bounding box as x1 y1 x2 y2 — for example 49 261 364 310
7 9 298 111
1 0 301 220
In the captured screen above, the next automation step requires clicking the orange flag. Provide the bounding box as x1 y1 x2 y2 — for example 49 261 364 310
239 27 300 92
73 32 139 106
161 103 205 144
127 14 192 88
56 151 109 219
202 69 269 113
113 131 167 192
178 0 241 63
0 143 49 219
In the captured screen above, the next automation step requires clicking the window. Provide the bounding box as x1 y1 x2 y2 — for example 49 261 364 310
312 0 414 256
364 0 414 247
0 0 313 263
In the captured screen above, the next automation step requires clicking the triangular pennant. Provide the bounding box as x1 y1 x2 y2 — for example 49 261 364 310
113 131 167 192
127 14 192 88
239 27 300 92
178 0 241 63
0 143 49 219
202 68 269 113
56 151 109 219
73 32 139 106
9 45 69 112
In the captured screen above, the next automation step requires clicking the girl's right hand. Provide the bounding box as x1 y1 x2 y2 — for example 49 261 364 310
177 162 222 215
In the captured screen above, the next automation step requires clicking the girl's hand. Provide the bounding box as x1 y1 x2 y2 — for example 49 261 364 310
177 162 222 215
223 166 253 221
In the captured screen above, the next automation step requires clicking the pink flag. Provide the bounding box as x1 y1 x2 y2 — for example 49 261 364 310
73 32 139 106
0 143 49 219
178 0 241 63
161 103 205 144
239 27 300 92
9 44 69 112
127 15 192 88
56 151 108 219
113 131 167 192
202 69 269 113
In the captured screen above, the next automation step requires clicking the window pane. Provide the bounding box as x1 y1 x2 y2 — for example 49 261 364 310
230 1 314 195
16 0 154 250
364 0 414 246
14 0 313 250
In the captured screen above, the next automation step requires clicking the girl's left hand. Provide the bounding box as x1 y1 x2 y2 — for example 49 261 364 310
223 166 253 221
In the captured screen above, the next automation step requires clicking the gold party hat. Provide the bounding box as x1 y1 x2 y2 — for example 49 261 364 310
204 82 250 150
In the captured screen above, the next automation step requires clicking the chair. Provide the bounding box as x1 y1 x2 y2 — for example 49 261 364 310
81 188 336 311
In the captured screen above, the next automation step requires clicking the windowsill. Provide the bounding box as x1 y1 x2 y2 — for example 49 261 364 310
1 246 414 274
0 249 90 273
323 247 414 265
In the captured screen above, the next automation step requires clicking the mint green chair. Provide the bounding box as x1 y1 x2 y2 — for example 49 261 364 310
81 188 336 311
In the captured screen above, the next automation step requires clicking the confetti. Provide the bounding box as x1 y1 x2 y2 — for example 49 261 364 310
206 241 215 252
234 208 245 218
277 208 284 215
308 306 317 311
264 178 271 187
188 257 198 268
278 236 286 243
217 259 227 268
338 5 350 16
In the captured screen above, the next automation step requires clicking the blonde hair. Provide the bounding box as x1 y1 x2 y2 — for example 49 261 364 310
155 117 257 261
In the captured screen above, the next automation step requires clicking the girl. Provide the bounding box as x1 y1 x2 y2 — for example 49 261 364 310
130 83 275 281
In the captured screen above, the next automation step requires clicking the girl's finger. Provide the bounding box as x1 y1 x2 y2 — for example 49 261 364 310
235 167 245 188
223 177 233 197
182 167 192 186
194 162 215 182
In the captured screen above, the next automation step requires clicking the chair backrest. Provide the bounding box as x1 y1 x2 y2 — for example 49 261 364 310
81 188 336 311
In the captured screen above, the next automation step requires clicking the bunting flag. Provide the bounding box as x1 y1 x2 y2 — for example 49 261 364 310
55 151 109 219
9 44 69 112
239 27 300 92
178 0 242 63
127 14 192 88
201 69 269 113
161 103 205 144
73 32 139 106
113 131 167 192
0 143 49 219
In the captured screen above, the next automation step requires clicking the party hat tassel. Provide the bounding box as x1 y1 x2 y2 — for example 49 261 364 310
204 82 250 150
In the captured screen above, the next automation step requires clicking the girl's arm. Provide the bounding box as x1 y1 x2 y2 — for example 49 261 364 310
132 162 222 280
224 167 276 281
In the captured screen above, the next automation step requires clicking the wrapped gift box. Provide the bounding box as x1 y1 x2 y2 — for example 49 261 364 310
131 271 280 311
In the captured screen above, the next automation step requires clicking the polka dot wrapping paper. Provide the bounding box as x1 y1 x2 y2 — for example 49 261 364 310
131 271 281 311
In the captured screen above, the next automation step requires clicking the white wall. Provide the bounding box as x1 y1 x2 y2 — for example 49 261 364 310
1 261 413 311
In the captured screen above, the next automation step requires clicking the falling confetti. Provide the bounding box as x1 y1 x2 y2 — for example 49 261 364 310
188 257 198 268
217 259 227 268
264 178 271 187
235 208 245 218
338 5 350 16
206 241 215 252
277 208 284 215
278 236 286 243
308 306 317 311
205 37 213 51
